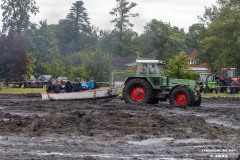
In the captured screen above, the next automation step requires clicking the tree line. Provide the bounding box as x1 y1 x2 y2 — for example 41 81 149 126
0 0 239 82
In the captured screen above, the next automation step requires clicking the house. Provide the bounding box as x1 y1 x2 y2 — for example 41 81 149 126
187 49 209 72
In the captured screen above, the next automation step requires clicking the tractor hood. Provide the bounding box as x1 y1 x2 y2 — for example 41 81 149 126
167 78 196 91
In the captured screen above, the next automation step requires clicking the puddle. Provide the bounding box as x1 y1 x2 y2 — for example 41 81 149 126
2 110 48 117
128 138 174 146
206 118 240 129
0 106 6 110
34 151 180 160
173 138 215 145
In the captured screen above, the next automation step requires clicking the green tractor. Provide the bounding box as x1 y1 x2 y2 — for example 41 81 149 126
122 60 201 107
197 73 219 94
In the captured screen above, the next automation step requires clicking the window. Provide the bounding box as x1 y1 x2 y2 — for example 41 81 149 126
189 58 194 64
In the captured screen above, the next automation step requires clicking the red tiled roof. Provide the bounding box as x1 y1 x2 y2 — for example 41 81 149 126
187 48 198 59
187 49 209 69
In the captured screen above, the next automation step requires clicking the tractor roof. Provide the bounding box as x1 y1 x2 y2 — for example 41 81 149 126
136 60 165 64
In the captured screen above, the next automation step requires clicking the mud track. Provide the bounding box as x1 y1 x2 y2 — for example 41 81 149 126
0 94 239 159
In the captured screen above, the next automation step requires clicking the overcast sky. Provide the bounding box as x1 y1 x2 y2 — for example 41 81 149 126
0 0 216 33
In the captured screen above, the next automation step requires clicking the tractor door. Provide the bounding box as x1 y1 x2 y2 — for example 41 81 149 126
147 63 165 89
136 62 165 89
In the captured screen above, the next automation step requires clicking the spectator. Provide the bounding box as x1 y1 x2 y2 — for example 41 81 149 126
72 78 82 92
53 81 62 93
65 80 73 93
81 79 88 90
46 80 53 93
88 78 95 90
149 64 155 74
141 64 147 75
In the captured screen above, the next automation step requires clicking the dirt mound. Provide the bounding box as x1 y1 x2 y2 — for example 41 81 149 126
0 94 240 159
0 108 238 140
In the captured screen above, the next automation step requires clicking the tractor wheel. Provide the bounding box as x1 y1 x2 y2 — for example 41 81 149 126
219 82 226 93
220 87 225 93
169 86 194 107
210 88 213 93
123 78 154 104
236 88 239 93
215 87 219 94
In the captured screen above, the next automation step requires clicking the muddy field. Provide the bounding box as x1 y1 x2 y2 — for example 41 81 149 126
0 94 239 160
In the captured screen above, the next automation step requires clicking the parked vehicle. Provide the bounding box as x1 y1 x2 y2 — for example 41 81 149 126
38 75 52 83
197 73 219 93
122 60 201 107
218 68 240 93
57 76 68 85
24 75 44 88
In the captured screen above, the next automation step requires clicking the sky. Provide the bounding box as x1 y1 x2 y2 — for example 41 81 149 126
0 0 216 33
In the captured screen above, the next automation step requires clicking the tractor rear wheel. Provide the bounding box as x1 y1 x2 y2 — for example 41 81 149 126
123 78 154 104
169 86 194 107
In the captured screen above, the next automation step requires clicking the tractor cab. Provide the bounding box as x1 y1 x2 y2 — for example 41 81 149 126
136 60 165 76
198 73 215 82
221 68 237 79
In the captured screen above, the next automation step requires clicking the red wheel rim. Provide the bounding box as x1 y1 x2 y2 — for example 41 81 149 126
131 87 145 101
176 93 187 105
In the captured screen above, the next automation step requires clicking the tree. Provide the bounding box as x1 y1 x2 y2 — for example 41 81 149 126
27 20 64 78
139 19 187 60
63 49 112 82
199 0 240 71
99 30 119 54
1 0 39 35
66 1 90 34
0 30 33 81
82 49 113 82
110 0 139 55
186 23 206 50
51 1 98 56
166 52 196 80
99 29 140 56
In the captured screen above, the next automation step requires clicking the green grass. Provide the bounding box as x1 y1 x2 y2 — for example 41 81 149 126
0 86 240 98
0 86 45 94
201 92 240 98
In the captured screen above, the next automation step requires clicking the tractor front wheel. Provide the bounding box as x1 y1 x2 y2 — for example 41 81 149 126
169 86 194 107
123 78 154 104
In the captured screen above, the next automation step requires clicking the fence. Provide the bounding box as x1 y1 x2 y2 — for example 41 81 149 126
110 71 135 88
